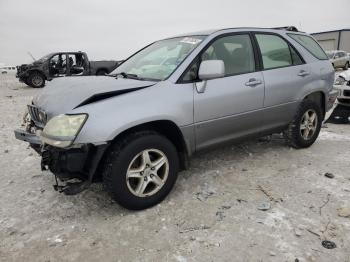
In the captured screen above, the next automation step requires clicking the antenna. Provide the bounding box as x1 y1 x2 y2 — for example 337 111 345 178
27 51 36 61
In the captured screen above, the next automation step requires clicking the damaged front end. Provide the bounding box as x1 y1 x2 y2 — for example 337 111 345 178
41 143 108 195
14 104 108 195
16 64 31 82
14 104 46 154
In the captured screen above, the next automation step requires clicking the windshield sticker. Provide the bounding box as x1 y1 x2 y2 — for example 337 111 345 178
180 37 202 45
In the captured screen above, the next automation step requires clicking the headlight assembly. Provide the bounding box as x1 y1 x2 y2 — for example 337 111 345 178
334 76 346 86
41 114 88 148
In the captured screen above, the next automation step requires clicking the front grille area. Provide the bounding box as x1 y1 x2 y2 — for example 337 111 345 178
27 105 47 127
338 98 350 105
343 90 350 97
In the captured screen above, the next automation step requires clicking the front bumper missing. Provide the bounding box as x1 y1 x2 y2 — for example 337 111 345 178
41 143 109 195
14 128 109 195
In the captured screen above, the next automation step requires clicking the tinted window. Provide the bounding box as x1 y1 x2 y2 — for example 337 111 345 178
290 47 303 65
112 36 205 81
182 58 199 82
255 34 293 69
288 33 328 60
201 34 255 76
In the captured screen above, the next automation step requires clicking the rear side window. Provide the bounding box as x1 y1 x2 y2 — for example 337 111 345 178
288 33 328 60
255 34 293 69
290 47 303 65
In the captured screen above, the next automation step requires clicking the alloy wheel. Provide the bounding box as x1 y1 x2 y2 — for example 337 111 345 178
126 149 169 197
32 75 43 86
300 109 318 140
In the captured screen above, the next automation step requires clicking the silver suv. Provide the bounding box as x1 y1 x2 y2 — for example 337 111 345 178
15 27 338 210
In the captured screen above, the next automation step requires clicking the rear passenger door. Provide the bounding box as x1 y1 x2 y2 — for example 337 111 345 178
192 33 265 150
254 33 311 131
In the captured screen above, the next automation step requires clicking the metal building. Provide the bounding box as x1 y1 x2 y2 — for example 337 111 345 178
311 29 350 52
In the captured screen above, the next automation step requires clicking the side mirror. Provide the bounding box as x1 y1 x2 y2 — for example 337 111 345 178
198 60 225 80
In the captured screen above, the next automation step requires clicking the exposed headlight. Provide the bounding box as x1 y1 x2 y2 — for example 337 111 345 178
41 114 88 148
334 76 346 86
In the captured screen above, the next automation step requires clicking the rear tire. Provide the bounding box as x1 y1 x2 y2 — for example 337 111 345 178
343 62 349 70
102 131 179 210
28 72 45 88
284 100 322 148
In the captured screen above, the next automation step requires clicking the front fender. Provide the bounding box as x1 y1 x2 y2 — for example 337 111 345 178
71 81 194 145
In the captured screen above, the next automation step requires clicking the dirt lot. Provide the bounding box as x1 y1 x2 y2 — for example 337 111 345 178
0 74 349 262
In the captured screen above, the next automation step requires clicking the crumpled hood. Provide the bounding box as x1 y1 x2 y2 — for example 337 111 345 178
339 69 350 81
33 76 156 117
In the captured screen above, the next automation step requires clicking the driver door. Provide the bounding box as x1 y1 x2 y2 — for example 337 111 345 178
67 53 86 76
193 33 265 150
49 53 67 77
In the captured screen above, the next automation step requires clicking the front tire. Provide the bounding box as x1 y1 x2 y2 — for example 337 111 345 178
284 100 322 148
102 131 179 210
343 62 349 70
28 72 45 88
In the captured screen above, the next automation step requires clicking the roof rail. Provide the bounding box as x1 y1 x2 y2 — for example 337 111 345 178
272 26 299 32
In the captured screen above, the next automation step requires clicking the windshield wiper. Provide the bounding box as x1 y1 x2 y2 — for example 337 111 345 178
115 72 139 79
113 72 160 82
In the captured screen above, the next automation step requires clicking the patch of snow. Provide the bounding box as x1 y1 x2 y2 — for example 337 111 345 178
319 131 350 141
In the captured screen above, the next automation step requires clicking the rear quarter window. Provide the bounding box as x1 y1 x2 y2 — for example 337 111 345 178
287 33 328 60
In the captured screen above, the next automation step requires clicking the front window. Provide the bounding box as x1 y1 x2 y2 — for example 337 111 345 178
111 36 206 81
36 53 54 62
201 34 256 76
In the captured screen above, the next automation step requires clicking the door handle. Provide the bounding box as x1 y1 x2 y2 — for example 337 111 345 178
245 78 262 87
298 70 309 77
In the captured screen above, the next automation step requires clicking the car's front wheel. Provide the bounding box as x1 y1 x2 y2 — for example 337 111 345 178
102 131 179 210
28 72 45 88
284 100 322 148
343 62 349 70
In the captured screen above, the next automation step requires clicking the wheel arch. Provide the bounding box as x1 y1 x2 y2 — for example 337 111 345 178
303 91 326 119
93 120 190 181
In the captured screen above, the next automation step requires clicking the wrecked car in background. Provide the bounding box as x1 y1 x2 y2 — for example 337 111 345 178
326 50 350 70
16 51 120 88
15 27 338 210
332 70 350 123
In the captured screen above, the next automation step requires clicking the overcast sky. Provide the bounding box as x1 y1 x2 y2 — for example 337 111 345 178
0 0 349 65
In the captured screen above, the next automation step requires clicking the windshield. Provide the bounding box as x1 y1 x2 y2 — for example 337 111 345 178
326 51 335 59
111 36 206 81
36 53 55 62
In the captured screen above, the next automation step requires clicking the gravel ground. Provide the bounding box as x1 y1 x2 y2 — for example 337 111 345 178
0 74 350 262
